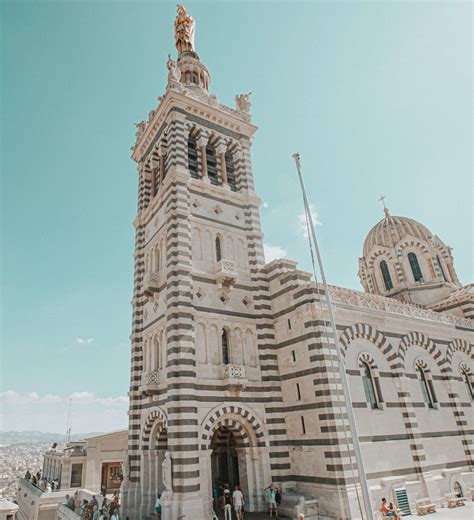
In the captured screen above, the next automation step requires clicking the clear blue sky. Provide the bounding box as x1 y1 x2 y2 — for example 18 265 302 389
1 1 472 432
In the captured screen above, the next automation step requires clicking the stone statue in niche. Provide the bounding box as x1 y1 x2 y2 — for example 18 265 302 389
174 5 195 54
235 92 252 113
162 450 172 491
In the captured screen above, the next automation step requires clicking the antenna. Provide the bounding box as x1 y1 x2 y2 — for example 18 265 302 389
292 152 374 520
66 397 72 443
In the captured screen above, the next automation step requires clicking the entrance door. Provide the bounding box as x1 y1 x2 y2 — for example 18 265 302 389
211 427 240 489
101 462 122 494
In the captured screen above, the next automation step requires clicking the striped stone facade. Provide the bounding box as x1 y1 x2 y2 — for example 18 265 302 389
120 46 474 520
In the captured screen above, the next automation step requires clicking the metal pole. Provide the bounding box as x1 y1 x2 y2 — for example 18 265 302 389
66 397 72 444
292 152 374 520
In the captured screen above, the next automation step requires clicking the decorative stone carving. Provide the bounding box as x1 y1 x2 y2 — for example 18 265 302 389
215 259 238 291
167 54 181 86
223 364 246 379
142 370 160 385
174 5 195 54
135 121 146 142
235 92 252 113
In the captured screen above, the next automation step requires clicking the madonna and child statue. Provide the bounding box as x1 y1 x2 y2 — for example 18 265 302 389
174 5 195 54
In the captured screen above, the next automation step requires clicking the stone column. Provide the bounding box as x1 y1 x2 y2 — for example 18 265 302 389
159 153 166 186
197 136 209 182
216 143 229 188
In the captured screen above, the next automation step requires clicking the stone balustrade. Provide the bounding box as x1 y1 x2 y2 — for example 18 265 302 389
141 370 160 392
143 272 160 295
215 259 238 289
328 285 473 329
223 364 247 385
57 503 81 520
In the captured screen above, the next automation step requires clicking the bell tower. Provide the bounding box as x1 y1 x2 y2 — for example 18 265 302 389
122 6 281 519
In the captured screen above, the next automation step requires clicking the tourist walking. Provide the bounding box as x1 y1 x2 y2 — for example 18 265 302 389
232 484 244 520
222 486 232 520
265 484 278 519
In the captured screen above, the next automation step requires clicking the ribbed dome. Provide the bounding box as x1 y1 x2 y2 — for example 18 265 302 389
363 215 433 257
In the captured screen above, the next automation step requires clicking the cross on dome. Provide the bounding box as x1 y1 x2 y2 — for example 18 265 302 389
378 194 390 218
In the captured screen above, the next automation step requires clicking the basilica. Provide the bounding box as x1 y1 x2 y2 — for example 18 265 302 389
121 7 473 520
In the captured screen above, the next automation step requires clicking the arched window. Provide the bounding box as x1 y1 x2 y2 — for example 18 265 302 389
206 143 219 185
188 136 199 179
221 329 230 364
436 255 447 281
461 368 473 401
153 337 160 370
215 236 222 262
408 252 423 282
380 260 393 290
417 366 435 408
361 361 379 409
225 151 237 191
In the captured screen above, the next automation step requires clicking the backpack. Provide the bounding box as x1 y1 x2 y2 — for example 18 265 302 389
275 490 281 505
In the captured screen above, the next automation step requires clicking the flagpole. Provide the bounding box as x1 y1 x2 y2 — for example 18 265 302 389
292 152 374 520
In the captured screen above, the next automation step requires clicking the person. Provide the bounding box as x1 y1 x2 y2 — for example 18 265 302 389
31 474 38 486
155 494 161 519
298 515 304 520
80 499 88 517
110 511 120 520
69 495 76 511
222 486 232 520
24 470 31 480
233 485 244 520
265 484 278 519
275 487 282 507
92 505 100 520
380 498 389 517
90 496 98 507
98 510 105 520
101 484 107 497
387 503 399 519
65 495 71 509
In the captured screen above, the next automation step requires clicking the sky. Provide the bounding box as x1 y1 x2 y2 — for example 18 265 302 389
1 0 472 434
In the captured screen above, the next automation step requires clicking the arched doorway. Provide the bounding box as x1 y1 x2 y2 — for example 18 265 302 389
141 419 168 517
211 426 240 489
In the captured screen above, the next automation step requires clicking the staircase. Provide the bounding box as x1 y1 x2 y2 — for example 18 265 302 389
394 488 411 516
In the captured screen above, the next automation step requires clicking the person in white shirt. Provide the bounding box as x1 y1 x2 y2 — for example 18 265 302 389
233 485 244 520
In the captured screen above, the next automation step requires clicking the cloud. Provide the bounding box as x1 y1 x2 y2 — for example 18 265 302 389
263 243 288 263
75 338 95 345
297 203 321 238
0 391 128 434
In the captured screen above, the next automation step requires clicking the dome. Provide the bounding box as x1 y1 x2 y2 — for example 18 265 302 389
363 213 433 258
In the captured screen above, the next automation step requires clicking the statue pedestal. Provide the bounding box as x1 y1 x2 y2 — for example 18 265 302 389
160 491 173 520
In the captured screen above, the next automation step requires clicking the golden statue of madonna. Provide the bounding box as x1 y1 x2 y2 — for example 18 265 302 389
174 5 195 54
